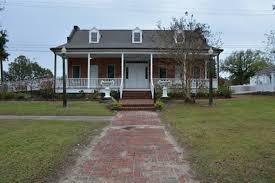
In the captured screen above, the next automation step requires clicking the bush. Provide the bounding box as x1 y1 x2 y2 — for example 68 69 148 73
39 80 54 99
111 90 120 100
15 92 30 101
155 100 165 111
0 92 15 100
87 90 100 100
111 100 122 110
216 84 232 98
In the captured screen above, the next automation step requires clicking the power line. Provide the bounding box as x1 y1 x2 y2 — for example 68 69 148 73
6 1 275 16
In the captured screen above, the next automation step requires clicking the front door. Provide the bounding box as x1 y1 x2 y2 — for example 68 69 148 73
125 63 149 89
90 65 98 87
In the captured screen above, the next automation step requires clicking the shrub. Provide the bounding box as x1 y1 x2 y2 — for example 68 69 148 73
216 84 232 98
87 90 100 100
39 80 54 99
111 90 120 100
155 100 165 111
0 92 15 100
111 100 122 110
15 92 30 100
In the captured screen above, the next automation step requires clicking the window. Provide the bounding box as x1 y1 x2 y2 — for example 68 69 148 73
126 67 129 79
159 67 167 78
91 32 98 42
89 28 100 43
145 67 148 79
193 66 200 79
175 31 185 43
132 27 142 43
107 64 115 78
72 65 80 78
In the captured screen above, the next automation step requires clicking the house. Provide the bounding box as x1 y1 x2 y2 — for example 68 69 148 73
231 65 275 94
250 65 275 86
50 26 222 100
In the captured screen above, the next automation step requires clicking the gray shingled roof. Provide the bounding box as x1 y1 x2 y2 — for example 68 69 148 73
50 27 220 52
255 65 275 76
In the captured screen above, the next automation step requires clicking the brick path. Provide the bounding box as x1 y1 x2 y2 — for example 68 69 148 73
59 111 197 183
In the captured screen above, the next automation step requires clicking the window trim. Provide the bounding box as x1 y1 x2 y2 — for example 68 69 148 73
89 28 100 43
107 64 115 78
132 27 142 43
72 65 81 78
174 30 185 44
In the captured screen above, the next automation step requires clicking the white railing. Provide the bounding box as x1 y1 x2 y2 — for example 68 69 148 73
231 84 275 94
153 78 218 89
56 78 121 89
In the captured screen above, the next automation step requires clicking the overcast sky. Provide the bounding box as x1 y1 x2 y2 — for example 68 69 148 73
1 0 275 76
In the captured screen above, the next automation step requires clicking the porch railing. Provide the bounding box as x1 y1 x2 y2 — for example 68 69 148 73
56 78 121 89
153 78 218 89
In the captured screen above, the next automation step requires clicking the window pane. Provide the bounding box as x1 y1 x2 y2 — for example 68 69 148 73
145 67 148 79
91 32 98 42
176 33 184 43
193 66 200 79
72 66 80 78
159 67 167 78
108 64 115 78
126 67 129 79
134 32 141 42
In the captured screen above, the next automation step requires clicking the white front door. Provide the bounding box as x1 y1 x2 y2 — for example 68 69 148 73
90 65 98 87
125 63 149 89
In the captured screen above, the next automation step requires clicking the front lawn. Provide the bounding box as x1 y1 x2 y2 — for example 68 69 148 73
0 120 108 183
0 101 113 116
164 96 275 183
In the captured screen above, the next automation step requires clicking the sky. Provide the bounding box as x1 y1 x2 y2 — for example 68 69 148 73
1 0 275 76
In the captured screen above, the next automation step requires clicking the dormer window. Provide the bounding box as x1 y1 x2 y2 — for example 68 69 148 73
132 27 142 43
89 28 100 43
175 30 185 43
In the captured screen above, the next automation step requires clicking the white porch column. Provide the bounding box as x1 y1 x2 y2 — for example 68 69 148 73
150 53 154 99
205 60 208 79
88 53 91 88
120 53 124 99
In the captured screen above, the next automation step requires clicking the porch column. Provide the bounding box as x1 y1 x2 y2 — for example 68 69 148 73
53 54 57 94
120 53 124 99
204 60 208 79
88 53 91 89
150 53 154 99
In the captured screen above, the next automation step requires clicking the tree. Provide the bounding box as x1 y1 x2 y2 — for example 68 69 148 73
7 55 52 81
264 30 275 62
157 13 222 103
221 50 271 85
0 30 9 83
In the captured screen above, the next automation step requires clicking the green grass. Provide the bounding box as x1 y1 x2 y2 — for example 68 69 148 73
0 101 113 116
0 120 108 183
164 96 275 183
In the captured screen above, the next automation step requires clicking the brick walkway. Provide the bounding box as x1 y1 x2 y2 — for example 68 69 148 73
59 111 197 183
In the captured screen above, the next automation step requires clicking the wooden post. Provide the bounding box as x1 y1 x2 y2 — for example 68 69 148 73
88 53 91 89
0 60 3 83
217 54 220 86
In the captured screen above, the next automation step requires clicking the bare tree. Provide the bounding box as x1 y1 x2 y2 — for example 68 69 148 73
264 30 275 62
156 13 222 103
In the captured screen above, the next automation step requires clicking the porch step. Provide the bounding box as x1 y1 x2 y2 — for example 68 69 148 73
120 99 155 111
122 91 152 99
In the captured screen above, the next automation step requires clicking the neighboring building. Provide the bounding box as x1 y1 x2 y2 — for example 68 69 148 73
231 65 275 94
50 26 222 99
250 65 275 85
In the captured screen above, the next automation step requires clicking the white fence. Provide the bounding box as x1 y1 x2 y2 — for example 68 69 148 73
0 78 53 92
231 84 275 94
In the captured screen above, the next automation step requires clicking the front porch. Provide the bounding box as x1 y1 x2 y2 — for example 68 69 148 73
53 52 219 98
